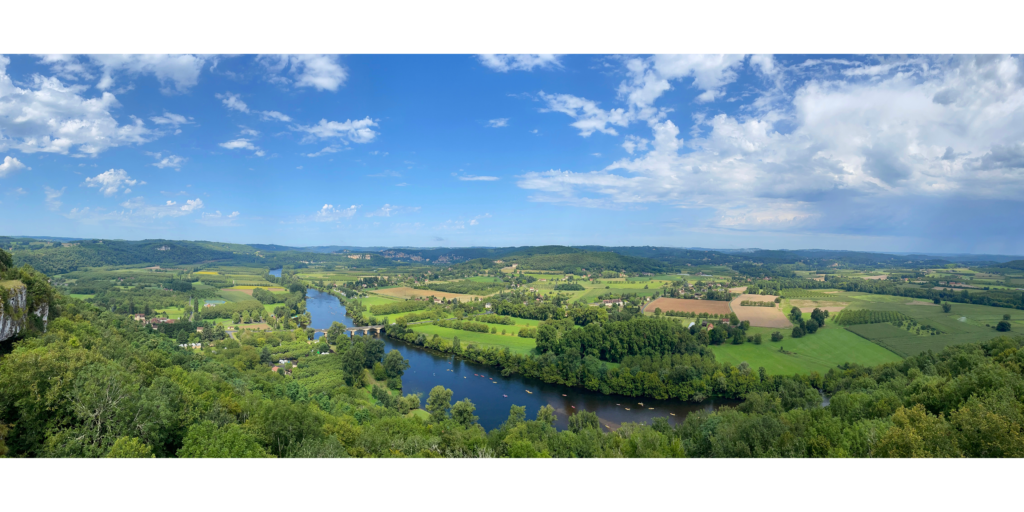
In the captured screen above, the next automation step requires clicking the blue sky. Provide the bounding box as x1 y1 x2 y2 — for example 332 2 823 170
1 54 1023 254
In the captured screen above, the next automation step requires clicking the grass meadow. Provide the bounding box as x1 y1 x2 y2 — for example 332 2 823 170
712 323 903 375
409 324 538 355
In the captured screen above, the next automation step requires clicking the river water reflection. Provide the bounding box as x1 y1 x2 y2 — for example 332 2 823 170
305 288 739 432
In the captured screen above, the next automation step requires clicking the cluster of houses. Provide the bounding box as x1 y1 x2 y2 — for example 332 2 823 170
179 343 202 349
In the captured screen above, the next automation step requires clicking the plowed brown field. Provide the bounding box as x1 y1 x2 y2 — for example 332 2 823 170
730 294 792 328
646 297 731 315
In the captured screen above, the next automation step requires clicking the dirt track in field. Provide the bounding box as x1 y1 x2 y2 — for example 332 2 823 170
647 297 731 315
730 294 792 328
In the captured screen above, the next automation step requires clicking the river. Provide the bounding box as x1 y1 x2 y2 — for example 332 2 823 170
304 288 740 432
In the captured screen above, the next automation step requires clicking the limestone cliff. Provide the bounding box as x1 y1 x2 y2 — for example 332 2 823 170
1 281 48 342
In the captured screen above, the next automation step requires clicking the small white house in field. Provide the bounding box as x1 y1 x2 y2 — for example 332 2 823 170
484 303 492 310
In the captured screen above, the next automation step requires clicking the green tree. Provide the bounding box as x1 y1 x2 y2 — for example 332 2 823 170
568 410 600 433
383 349 410 378
536 405 556 425
996 320 1011 332
942 302 952 313
105 436 154 458
425 385 453 422
451 399 479 427
177 421 272 458
341 343 366 386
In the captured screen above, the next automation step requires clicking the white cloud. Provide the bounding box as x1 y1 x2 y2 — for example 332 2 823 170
68 196 205 224
0 155 27 177
84 169 138 196
260 110 292 122
365 204 420 217
258 55 347 91
36 55 94 81
539 92 631 137
0 56 153 156
216 92 249 113
487 118 509 128
239 127 260 137
622 135 649 154
313 203 359 222
478 55 561 73
294 117 378 144
198 209 241 226
519 55 1024 231
305 145 345 157
469 213 491 226
219 138 265 157
458 175 499 181
43 186 64 210
148 152 186 170
90 54 207 93
149 111 193 128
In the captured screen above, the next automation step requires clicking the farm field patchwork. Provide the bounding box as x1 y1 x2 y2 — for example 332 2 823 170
818 291 1014 357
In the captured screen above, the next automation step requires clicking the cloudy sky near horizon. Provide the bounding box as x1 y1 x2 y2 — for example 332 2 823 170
1 54 1022 254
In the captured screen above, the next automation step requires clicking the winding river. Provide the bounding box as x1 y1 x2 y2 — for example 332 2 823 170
305 288 739 432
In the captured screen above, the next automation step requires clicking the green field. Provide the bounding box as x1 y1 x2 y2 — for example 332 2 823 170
712 323 903 375
825 292 1013 357
68 293 95 300
156 306 185 319
409 324 537 354
217 289 254 302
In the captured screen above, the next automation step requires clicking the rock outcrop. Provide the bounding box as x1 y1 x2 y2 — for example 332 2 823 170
1 281 48 342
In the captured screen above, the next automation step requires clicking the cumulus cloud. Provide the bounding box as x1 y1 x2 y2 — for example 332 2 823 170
90 54 207 93
487 118 509 127
539 92 631 137
520 55 1024 231
0 56 153 156
149 111 193 129
258 55 347 91
313 204 359 222
219 138 265 157
84 169 138 196
148 152 186 170
293 117 378 144
43 186 65 210
478 55 561 72
216 92 249 113
0 155 28 177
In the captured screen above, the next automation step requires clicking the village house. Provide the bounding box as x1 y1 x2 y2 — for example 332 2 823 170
132 313 146 321
601 299 624 307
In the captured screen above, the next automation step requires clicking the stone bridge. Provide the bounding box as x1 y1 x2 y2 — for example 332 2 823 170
313 324 387 339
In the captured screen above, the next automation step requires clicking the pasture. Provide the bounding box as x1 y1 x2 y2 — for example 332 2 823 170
409 324 537 355
645 297 731 315
712 324 903 375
